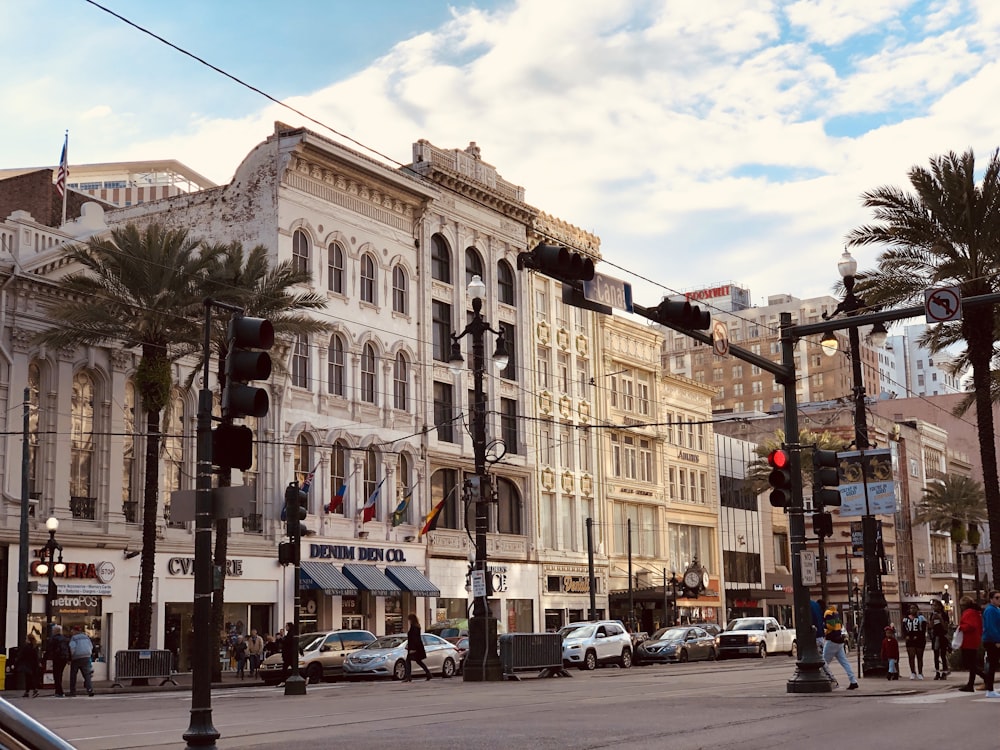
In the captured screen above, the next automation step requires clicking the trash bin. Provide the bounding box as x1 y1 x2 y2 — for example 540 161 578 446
0 654 6 690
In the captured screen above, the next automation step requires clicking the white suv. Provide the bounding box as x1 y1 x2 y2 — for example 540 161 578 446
559 620 633 670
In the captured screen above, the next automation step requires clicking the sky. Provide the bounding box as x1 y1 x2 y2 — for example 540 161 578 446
3 0 1000 310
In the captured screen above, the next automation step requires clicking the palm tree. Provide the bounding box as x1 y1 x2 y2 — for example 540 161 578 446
198 241 329 679
847 148 1000 592
914 474 987 599
37 223 219 649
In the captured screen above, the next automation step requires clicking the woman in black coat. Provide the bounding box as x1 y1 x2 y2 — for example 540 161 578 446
403 614 431 682
16 634 40 698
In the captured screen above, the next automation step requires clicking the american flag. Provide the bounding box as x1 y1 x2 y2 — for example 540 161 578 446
55 134 68 198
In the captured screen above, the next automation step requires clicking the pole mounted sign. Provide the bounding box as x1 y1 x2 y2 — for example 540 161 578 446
837 449 896 517
582 273 633 312
924 286 962 323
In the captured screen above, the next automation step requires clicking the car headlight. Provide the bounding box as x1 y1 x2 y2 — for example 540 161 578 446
566 644 580 650
746 635 761 643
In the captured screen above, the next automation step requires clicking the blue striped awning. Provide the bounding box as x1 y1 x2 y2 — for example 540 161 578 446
385 566 440 597
342 564 401 597
299 562 358 596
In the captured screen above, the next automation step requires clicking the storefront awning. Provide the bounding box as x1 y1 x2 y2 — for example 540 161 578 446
385 566 440 597
299 562 358 596
342 564 401 597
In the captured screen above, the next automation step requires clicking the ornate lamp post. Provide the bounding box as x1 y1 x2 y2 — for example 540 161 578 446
449 274 507 682
821 250 890 676
35 517 66 642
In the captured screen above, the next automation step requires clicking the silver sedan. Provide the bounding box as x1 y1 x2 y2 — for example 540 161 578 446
343 633 459 680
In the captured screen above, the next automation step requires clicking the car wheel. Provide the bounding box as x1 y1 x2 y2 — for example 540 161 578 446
306 663 323 684
708 647 717 661
581 650 597 671
619 649 632 669
442 657 456 678
679 649 689 663
758 644 767 659
393 660 407 681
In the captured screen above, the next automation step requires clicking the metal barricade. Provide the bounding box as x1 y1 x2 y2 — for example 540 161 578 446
111 650 179 688
498 633 571 681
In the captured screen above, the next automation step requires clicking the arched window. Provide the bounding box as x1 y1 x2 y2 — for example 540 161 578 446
465 247 484 289
328 242 345 294
395 453 412 525
295 434 314 513
361 343 377 403
430 468 461 531
329 441 349 515
328 333 345 396
70 371 95 517
497 259 515 305
292 229 310 275
162 389 185 526
495 477 522 535
431 234 451 283
392 265 407 314
292 334 310 388
393 352 408 411
361 253 377 304
123 379 137 523
363 447 380 520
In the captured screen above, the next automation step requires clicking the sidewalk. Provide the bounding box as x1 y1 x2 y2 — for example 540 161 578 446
5 670 268 697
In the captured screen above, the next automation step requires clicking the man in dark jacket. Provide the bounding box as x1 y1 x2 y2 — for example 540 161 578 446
44 625 71 697
281 622 300 681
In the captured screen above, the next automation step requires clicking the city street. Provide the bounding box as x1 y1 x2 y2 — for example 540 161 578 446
9 657 996 750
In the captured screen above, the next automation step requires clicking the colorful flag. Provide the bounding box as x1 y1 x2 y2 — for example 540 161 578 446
391 484 415 527
55 133 68 198
327 481 348 514
360 478 385 523
299 462 320 494
418 493 449 538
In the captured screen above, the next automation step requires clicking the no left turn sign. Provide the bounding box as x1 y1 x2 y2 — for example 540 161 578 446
924 286 962 323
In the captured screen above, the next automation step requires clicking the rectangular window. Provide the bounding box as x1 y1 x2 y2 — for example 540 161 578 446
678 469 687 501
432 301 452 362
623 435 637 479
611 433 622 477
292 335 309 389
433 382 455 443
579 432 591 473
576 358 589 395
560 422 574 470
541 493 556 548
699 471 708 503
668 467 677 499
536 346 550 388
557 352 569 393
638 439 653 482
501 398 518 455
540 424 554 465
636 373 650 416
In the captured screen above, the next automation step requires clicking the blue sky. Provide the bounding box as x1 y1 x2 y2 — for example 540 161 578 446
3 0 999 308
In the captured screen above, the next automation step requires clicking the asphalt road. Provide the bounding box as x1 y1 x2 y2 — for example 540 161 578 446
9 657 998 750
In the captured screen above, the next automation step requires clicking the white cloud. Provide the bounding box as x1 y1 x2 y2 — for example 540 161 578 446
785 0 918 45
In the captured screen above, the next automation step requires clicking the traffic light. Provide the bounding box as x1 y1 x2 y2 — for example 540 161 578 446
812 449 842 508
278 541 298 566
517 243 595 282
283 481 308 540
812 511 833 538
222 315 274 420
650 299 711 330
213 423 254 471
767 448 793 508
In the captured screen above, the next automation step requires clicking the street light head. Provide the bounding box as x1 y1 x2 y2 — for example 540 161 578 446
869 321 888 348
36 562 49 575
837 249 858 279
45 516 59 533
467 274 487 301
54 561 66 575
820 331 839 357
492 328 509 372
448 338 466 375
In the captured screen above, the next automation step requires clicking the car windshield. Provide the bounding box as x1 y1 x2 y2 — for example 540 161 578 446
561 625 595 639
300 633 326 652
368 635 407 649
728 620 766 631
651 628 688 642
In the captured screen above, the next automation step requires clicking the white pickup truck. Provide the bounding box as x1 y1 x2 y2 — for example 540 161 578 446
716 617 796 659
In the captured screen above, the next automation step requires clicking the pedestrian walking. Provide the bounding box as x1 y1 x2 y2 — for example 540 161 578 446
929 600 951 679
881 625 900 680
956 595 984 692
234 636 248 679
902 604 928 680
982 590 1000 698
823 604 858 690
44 625 72 696
280 622 300 681
15 634 41 698
402 613 431 682
68 625 95 697
246 629 264 677
812 598 835 683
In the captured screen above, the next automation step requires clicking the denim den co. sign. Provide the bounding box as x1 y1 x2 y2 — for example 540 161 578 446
837 449 896 518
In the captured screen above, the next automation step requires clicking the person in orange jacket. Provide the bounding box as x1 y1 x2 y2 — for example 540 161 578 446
881 625 900 680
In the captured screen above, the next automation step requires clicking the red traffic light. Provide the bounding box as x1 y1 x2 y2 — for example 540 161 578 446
767 449 790 470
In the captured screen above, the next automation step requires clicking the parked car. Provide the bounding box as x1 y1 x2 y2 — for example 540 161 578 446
716 617 796 660
259 629 376 685
635 626 717 664
343 633 459 680
694 622 722 637
447 635 469 674
560 620 633 670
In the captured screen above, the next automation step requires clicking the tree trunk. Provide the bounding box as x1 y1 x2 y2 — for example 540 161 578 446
965 310 1000 593
131 406 161 686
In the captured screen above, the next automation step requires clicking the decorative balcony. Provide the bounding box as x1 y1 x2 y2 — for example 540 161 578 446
70 496 97 520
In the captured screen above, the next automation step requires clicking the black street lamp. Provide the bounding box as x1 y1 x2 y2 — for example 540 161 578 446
821 249 890 676
449 274 507 682
35 516 66 642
